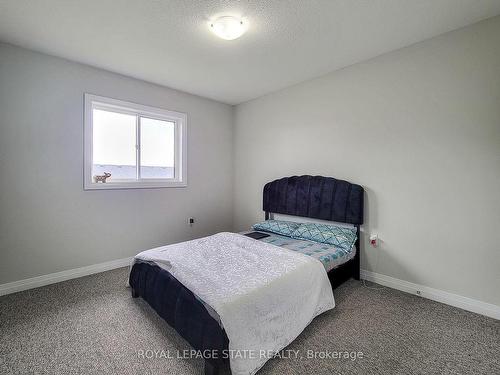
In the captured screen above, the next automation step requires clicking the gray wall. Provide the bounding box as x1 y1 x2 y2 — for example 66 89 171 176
0 43 233 284
1 17 500 308
233 17 500 305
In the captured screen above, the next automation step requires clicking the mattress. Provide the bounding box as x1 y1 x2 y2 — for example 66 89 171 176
133 231 353 329
129 233 357 374
247 232 356 272
131 232 335 375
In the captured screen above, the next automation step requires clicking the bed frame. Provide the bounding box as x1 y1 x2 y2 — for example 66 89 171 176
129 175 364 375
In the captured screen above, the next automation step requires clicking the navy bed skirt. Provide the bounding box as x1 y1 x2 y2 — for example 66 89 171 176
129 262 229 356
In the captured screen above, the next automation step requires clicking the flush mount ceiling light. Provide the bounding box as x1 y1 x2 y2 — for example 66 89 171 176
209 16 247 40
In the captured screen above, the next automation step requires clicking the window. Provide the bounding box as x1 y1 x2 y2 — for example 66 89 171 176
84 94 187 189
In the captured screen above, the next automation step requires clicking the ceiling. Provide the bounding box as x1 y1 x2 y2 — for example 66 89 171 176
1 1 499 105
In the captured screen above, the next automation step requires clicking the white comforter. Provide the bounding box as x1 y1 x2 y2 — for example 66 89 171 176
133 232 335 375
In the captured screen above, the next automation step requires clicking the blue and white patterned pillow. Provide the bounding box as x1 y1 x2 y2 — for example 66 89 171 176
252 220 300 237
291 223 357 252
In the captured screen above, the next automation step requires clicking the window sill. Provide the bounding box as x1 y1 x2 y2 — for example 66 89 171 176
84 180 187 190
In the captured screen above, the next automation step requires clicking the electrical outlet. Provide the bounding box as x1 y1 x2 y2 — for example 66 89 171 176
188 217 194 226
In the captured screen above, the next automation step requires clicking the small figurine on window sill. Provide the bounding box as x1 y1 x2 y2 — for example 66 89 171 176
94 172 111 183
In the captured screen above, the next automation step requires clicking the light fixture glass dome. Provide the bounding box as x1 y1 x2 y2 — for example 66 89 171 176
209 16 247 40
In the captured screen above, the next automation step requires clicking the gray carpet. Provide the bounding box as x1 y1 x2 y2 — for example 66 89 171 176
0 268 498 375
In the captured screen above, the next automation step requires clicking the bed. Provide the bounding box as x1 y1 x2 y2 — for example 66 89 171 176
129 175 364 375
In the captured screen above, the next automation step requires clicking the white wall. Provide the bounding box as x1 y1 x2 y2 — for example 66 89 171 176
233 17 500 306
0 43 233 284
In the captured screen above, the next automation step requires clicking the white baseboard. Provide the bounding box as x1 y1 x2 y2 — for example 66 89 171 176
1 261 498 320
0 257 133 297
360 269 500 320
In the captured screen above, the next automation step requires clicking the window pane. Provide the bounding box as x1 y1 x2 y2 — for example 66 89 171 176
140 117 175 179
92 109 136 181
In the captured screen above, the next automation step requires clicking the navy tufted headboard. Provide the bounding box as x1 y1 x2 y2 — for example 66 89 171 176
263 175 364 225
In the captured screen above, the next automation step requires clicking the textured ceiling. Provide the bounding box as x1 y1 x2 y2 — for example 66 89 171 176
1 0 500 104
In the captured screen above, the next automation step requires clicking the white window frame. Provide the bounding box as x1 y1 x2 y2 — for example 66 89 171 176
84 93 187 190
